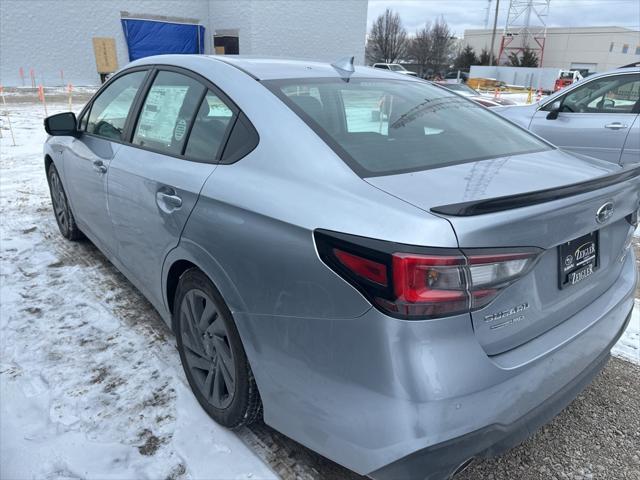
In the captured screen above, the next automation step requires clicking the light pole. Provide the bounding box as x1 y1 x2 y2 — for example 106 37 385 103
488 0 500 66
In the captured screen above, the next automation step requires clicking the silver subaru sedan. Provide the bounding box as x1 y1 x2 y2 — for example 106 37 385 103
43 55 639 480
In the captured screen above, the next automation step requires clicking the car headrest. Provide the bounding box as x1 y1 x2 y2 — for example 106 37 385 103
290 95 324 122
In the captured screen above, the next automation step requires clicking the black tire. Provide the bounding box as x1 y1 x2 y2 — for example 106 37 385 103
47 163 83 241
174 268 261 428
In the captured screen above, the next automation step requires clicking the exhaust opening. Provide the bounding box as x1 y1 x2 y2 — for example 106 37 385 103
450 457 475 478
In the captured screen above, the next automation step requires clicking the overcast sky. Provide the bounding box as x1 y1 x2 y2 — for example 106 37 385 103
367 0 640 37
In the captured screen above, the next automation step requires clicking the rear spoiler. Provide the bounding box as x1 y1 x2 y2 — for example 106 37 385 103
431 165 640 217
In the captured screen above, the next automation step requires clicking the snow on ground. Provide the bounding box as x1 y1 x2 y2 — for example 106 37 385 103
1 102 277 480
611 300 639 365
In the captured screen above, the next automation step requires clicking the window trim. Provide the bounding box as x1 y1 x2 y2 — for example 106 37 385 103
77 63 258 165
264 77 552 178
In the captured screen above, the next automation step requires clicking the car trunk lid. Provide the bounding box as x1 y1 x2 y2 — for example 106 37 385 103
366 150 640 355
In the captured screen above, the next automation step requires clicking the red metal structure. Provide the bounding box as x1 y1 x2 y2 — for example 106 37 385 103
497 0 551 66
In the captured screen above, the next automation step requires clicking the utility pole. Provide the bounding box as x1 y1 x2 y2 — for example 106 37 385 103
488 0 500 66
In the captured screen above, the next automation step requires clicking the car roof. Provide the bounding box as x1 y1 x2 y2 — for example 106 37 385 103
213 56 416 80
128 55 422 82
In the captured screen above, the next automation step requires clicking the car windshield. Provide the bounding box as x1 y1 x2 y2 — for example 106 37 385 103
266 78 550 176
389 64 405 72
442 83 478 96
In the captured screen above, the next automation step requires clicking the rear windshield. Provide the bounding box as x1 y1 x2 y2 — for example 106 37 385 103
265 78 551 177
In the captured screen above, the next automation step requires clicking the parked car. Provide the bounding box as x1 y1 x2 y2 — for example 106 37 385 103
437 82 517 106
372 62 418 76
43 56 639 480
444 70 469 83
496 66 640 165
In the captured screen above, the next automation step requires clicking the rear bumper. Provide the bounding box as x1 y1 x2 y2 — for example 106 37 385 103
235 250 637 479
369 307 632 480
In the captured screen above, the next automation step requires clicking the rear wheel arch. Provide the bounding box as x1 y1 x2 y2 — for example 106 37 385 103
166 259 198 326
44 154 53 172
163 243 248 324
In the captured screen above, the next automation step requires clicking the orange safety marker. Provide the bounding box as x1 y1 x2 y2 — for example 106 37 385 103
0 85 17 146
29 68 35 88
38 84 48 117
67 83 73 111
19 67 25 86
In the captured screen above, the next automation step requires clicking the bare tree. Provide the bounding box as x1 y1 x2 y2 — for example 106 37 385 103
407 23 432 76
366 9 408 64
428 17 454 74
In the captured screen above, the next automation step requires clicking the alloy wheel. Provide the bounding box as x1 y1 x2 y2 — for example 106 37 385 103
179 289 235 409
49 169 69 234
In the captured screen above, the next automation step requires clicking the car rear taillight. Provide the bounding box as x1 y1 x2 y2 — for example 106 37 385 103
316 230 540 319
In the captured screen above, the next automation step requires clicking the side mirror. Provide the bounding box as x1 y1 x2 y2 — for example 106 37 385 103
44 112 79 137
546 100 562 120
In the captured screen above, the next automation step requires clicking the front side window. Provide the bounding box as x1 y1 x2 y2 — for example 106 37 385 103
184 90 235 162
133 71 205 155
389 65 405 72
374 64 389 70
267 78 550 176
557 74 640 114
87 71 147 140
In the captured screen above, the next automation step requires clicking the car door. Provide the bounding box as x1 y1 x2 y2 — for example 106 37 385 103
64 69 149 255
528 72 640 163
107 68 238 306
620 114 640 165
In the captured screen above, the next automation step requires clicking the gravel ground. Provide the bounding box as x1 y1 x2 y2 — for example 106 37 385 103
457 357 640 480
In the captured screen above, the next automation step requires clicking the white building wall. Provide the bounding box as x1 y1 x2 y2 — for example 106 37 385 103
245 0 367 64
0 0 368 86
463 27 640 72
0 0 210 86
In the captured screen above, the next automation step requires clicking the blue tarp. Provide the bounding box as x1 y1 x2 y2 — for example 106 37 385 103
121 18 205 61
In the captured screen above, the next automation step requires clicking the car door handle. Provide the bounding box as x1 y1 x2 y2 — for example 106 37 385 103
604 122 628 130
156 191 182 210
92 159 107 174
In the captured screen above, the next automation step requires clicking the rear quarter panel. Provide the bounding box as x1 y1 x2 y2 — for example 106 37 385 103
621 114 640 165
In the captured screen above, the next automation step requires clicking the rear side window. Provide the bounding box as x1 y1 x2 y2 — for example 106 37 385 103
267 78 550 177
184 90 235 162
133 71 205 155
220 112 259 164
87 71 146 140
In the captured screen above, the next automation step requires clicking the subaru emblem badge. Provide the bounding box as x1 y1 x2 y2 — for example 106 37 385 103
596 201 614 224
